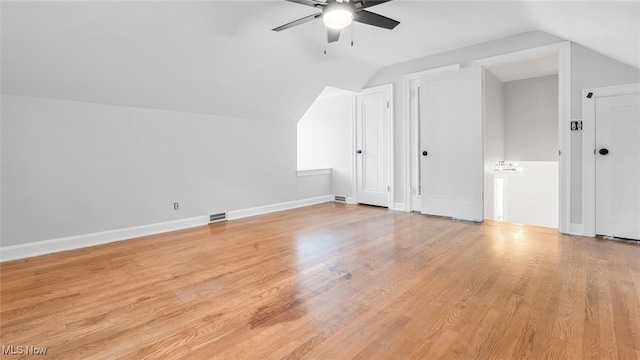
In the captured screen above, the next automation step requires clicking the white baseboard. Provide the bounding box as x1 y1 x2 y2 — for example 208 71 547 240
345 196 357 205
227 195 333 220
392 203 406 211
0 216 209 262
1 195 335 262
569 223 583 236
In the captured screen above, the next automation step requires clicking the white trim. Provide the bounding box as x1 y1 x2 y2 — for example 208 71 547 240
1 195 335 262
351 95 358 205
296 168 331 177
558 43 572 235
475 41 572 234
226 195 333 221
0 216 208 262
473 42 569 68
403 64 461 212
581 83 640 237
389 85 395 210
392 203 406 211
570 223 583 236
357 83 394 209
346 196 357 205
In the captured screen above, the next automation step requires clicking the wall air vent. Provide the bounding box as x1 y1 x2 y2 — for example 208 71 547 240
334 196 346 203
209 212 227 224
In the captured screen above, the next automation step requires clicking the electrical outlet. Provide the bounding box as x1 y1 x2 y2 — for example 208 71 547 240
174 202 179 210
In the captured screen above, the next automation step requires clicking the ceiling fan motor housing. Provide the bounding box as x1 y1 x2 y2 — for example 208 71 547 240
323 2 355 29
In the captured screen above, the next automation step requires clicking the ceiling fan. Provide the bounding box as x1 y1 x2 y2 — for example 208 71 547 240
272 0 400 43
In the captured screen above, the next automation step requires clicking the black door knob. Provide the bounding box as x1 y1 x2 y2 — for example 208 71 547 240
357 150 362 154
422 151 428 156
599 148 609 155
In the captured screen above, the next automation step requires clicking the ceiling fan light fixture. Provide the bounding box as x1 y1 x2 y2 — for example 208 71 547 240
323 5 353 29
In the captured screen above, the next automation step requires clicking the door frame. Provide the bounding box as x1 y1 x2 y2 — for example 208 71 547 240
473 41 572 234
352 84 394 208
581 83 640 237
402 64 461 212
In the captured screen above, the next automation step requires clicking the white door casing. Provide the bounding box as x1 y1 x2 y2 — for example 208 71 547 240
409 78 422 211
420 66 483 221
356 86 391 207
583 84 640 238
473 42 571 234
588 90 640 239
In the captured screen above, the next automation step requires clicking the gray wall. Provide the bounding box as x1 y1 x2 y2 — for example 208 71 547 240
297 172 332 200
1 95 298 246
483 70 505 220
504 75 558 161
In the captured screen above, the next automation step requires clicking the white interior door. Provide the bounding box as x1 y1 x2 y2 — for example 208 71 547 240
420 67 483 221
356 88 390 207
595 93 640 240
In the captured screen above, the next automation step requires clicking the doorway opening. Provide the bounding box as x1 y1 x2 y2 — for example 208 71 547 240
483 56 559 229
476 42 571 233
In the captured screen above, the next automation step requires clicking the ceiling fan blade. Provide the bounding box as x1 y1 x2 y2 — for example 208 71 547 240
285 0 327 7
353 10 400 30
327 28 341 43
355 0 393 10
272 13 322 31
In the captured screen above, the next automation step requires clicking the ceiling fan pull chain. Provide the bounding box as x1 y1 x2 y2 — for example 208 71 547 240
351 25 354 47
324 17 328 55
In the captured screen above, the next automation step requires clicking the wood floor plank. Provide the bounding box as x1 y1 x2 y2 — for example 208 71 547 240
1 203 639 359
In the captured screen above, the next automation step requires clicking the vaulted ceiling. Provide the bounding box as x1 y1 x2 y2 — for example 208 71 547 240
2 1 638 122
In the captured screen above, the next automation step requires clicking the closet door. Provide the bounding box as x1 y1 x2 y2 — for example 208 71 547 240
595 93 640 240
356 87 390 207
420 67 483 221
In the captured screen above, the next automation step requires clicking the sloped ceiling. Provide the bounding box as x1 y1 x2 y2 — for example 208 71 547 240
2 1 638 123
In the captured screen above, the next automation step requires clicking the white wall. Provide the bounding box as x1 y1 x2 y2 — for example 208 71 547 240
483 71 505 220
504 75 558 161
498 161 559 228
1 95 298 246
297 94 354 197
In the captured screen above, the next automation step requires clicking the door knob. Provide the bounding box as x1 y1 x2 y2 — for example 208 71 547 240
357 150 362 154
422 151 428 156
599 148 609 155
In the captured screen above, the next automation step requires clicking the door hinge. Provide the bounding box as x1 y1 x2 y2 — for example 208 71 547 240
387 101 390 109
387 185 390 192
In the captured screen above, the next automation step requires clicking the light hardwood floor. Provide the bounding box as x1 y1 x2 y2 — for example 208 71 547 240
1 203 639 359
